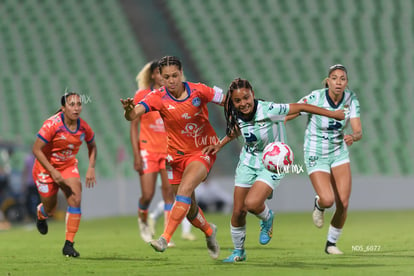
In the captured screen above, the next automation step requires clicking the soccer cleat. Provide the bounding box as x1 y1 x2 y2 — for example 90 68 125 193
181 232 197 241
138 217 154 243
167 239 176 248
206 224 220 259
147 216 156 236
222 249 247 263
325 241 343 255
150 236 168 252
312 195 324 228
36 217 48 235
62 240 80 257
259 210 274 245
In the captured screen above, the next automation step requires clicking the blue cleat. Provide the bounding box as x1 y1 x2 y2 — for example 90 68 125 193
259 210 274 245
222 249 246 263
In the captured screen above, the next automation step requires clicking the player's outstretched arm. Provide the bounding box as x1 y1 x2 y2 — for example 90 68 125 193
120 98 146 121
288 103 345 121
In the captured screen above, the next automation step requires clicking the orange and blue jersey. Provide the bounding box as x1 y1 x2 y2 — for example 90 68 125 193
133 88 167 153
33 112 95 172
138 82 224 155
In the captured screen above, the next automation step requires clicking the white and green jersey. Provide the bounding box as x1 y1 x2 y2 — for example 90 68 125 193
299 88 360 157
237 100 290 169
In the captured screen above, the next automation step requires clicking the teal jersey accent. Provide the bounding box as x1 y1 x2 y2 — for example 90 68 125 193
298 88 360 156
237 100 290 169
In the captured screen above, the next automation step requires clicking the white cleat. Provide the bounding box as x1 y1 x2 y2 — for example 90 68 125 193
150 236 168 252
181 232 197 241
138 217 154 243
312 195 324 228
325 245 343 255
147 216 156 236
167 239 176 248
206 224 220 259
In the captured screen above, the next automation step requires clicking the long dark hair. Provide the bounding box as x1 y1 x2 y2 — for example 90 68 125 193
224 78 254 136
55 92 80 114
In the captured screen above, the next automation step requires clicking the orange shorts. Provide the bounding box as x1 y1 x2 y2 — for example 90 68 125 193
140 150 167 174
166 150 216 185
32 164 80 197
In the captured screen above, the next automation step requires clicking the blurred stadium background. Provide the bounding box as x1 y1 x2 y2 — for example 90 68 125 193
1 0 413 219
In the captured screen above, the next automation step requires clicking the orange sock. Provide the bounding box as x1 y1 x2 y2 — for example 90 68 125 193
65 207 81 242
189 207 213 237
162 196 190 242
164 210 171 232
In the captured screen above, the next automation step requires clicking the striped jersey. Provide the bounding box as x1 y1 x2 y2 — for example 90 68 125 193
238 100 290 168
298 88 360 156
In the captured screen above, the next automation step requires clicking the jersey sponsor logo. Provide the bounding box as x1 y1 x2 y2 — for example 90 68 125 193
327 121 342 130
279 104 288 115
80 133 85 141
200 155 211 164
182 113 191 119
60 134 67 140
243 132 258 143
167 105 176 110
192 97 201 107
37 172 49 180
36 180 49 193
181 123 219 147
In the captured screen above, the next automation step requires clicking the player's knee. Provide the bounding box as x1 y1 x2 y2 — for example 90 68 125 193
319 196 334 209
244 198 261 213
336 198 349 211
232 208 247 221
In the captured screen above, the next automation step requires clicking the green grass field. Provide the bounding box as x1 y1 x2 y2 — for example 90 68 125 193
1 210 414 276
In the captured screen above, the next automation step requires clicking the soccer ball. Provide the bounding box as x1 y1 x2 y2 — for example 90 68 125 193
262 142 294 173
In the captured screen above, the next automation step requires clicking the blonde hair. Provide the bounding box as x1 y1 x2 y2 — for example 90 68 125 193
136 61 155 90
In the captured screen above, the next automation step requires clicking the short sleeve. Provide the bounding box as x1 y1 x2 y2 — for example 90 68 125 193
349 94 360 118
267 103 290 122
37 118 58 143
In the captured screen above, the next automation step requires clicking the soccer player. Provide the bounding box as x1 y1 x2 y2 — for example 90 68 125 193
32 92 97 257
202 78 345 262
130 60 176 245
121 56 223 259
287 64 362 254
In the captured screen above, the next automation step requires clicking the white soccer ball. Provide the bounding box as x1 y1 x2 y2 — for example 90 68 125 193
262 142 294 173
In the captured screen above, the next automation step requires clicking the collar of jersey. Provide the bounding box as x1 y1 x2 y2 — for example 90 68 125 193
60 112 80 134
165 82 190 102
325 88 344 109
237 99 258 122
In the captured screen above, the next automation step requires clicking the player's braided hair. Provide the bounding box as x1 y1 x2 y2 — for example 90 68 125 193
158 56 182 72
224 78 253 137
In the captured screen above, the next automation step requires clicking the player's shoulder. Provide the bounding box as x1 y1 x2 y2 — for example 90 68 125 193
186 81 211 92
42 112 63 127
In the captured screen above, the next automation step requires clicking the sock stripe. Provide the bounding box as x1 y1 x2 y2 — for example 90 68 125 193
67 206 81 214
39 204 48 217
138 202 149 210
164 203 173 211
176 195 191 204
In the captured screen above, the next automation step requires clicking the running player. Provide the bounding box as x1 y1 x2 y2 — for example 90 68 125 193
131 60 175 245
32 92 97 257
202 78 345 262
121 56 223 259
287 64 362 254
